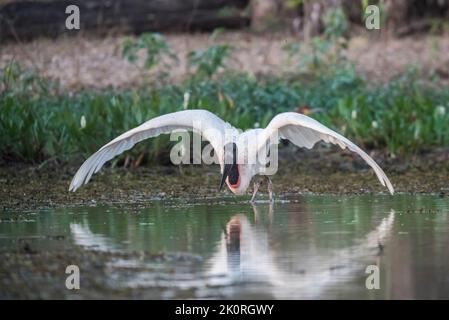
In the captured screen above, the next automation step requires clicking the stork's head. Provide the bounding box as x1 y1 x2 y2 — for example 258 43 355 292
219 142 253 195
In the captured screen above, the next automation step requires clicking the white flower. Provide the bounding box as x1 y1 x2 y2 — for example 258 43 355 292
351 110 357 120
371 121 378 129
436 105 446 116
183 91 190 109
254 122 260 128
80 115 86 129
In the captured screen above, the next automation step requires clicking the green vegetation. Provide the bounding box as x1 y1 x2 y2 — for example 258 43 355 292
187 44 233 78
1 59 448 165
122 32 178 70
1 27 449 165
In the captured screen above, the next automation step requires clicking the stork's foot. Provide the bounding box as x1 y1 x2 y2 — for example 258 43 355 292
250 177 274 203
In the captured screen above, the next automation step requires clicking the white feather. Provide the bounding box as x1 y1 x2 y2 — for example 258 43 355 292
69 110 233 191
258 112 394 194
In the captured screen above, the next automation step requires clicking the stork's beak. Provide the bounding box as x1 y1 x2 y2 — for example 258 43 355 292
219 163 233 191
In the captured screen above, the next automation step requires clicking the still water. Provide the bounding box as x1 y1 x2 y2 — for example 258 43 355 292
1 195 448 299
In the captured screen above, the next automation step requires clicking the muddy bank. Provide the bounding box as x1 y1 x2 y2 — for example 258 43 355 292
0 247 204 299
1 148 448 211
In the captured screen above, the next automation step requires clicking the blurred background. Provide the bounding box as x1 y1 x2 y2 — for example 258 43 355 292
0 0 448 174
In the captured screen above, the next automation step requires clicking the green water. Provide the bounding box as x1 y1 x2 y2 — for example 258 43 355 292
1 195 448 299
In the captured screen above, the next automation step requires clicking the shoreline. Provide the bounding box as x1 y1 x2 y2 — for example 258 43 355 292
2 149 448 211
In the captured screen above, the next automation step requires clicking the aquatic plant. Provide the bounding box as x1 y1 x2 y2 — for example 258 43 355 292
1 58 448 165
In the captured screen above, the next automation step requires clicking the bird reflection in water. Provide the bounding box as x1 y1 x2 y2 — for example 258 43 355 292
225 215 241 273
207 202 395 299
208 203 288 291
69 201 395 299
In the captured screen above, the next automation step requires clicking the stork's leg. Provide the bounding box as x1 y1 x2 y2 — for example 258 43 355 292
267 176 274 203
250 180 261 203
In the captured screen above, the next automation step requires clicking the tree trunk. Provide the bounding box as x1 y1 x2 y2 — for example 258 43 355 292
303 0 341 41
0 0 250 42
384 0 408 38
250 0 280 30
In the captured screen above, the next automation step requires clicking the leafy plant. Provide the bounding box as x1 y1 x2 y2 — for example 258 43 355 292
282 6 349 73
322 6 349 40
187 44 232 78
1 61 449 164
122 32 177 70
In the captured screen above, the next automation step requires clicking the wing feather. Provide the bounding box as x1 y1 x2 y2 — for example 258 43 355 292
69 110 232 191
260 112 394 194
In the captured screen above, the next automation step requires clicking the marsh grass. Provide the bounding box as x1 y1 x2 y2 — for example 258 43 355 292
1 59 448 165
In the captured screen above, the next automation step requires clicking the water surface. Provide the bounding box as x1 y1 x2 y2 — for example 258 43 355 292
1 195 448 299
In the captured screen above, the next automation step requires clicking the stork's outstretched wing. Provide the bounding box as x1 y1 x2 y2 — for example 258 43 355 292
259 112 394 194
69 109 233 191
